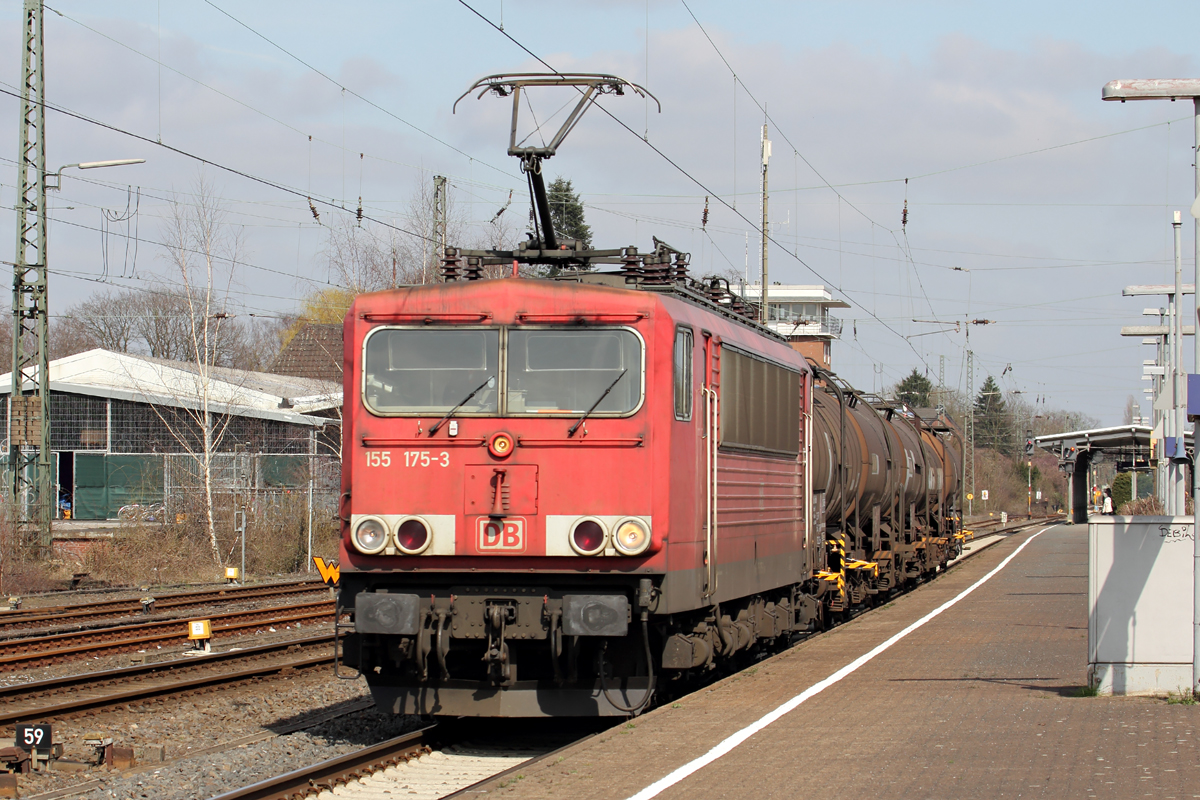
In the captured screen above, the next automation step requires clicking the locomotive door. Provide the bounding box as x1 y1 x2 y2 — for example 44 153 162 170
701 333 721 600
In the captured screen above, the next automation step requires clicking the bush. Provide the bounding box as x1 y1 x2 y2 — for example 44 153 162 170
84 523 215 587
0 505 75 594
1118 494 1161 515
1112 473 1132 511
1118 494 1194 515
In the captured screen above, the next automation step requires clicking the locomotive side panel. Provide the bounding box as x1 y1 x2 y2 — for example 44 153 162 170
712 346 805 604
654 296 813 613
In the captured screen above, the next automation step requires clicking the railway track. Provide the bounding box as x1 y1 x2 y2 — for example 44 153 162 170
203 519 1063 800
0 601 336 670
8 519 1059 800
208 723 587 800
0 635 334 725
0 580 329 634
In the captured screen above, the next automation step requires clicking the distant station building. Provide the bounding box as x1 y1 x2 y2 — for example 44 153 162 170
738 284 848 370
0 349 341 521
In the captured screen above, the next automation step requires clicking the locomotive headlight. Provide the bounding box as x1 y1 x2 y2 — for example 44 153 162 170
352 517 389 555
613 519 650 556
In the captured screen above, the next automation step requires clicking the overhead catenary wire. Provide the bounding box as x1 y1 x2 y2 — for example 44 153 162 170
42 5 524 202
0 83 442 250
198 0 515 181
10 5 1158 413
678 4 947 347
454 0 935 372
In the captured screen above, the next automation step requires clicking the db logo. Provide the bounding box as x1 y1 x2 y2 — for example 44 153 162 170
477 517 526 551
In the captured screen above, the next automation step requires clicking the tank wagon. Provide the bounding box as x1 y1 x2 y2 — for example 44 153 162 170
334 74 963 717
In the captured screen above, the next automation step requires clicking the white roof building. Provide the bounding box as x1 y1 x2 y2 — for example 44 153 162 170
0 350 342 521
0 349 341 425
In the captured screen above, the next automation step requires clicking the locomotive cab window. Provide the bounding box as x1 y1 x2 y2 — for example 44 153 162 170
719 347 801 456
507 328 643 415
674 327 693 420
363 328 499 415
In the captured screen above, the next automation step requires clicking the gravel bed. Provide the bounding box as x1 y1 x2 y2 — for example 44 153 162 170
5 654 413 800
93 709 424 800
0 577 405 800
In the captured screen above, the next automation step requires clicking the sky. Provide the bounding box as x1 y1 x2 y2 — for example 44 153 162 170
2 0 1200 426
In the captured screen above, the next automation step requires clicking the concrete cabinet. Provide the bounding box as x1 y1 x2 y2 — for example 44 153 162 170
1089 516 1194 695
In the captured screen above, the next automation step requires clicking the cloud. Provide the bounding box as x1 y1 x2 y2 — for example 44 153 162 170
0 5 1194 424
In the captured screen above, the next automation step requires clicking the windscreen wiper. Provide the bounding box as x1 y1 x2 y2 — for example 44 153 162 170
568 369 627 437
430 376 495 435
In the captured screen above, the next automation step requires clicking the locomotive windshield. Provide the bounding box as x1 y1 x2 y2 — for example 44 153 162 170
507 329 641 414
362 327 643 416
364 329 499 414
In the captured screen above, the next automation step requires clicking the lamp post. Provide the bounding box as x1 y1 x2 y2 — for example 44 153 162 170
1103 78 1200 697
45 159 145 190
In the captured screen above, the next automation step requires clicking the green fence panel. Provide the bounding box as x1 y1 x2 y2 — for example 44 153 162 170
72 454 163 519
106 455 164 514
262 455 307 487
73 453 107 520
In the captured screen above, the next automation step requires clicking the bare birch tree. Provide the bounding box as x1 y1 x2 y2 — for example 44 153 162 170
151 175 245 566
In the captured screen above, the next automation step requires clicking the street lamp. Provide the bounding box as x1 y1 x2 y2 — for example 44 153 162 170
45 158 145 190
1103 78 1200 698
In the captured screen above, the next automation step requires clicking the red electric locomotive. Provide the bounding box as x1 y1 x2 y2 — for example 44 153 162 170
334 74 963 717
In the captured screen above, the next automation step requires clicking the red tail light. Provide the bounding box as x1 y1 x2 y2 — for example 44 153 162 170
570 520 606 555
396 518 430 554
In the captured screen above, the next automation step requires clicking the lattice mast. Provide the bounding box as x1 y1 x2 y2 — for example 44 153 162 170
760 122 770 324
10 0 52 549
964 348 975 517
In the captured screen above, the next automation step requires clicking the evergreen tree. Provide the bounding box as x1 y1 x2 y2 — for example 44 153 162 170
895 368 934 407
974 375 1014 455
547 177 592 248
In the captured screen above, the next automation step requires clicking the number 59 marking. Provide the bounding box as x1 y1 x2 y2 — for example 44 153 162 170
15 723 50 750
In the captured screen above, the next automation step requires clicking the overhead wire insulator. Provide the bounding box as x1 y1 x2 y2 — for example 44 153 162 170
702 196 709 229
308 197 320 224
356 197 363 224
492 190 513 223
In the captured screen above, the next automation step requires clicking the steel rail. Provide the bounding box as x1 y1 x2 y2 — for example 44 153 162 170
0 651 334 726
207 728 434 800
0 634 331 703
0 580 326 628
0 603 336 669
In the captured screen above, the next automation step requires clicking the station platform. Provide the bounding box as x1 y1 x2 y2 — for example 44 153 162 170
477 524 1200 800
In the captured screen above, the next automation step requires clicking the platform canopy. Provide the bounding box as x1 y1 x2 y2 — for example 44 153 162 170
1034 424 1191 455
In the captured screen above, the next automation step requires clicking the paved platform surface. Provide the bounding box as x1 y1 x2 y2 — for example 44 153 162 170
475 524 1200 800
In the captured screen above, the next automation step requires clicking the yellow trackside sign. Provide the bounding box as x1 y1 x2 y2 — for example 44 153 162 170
313 556 340 586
